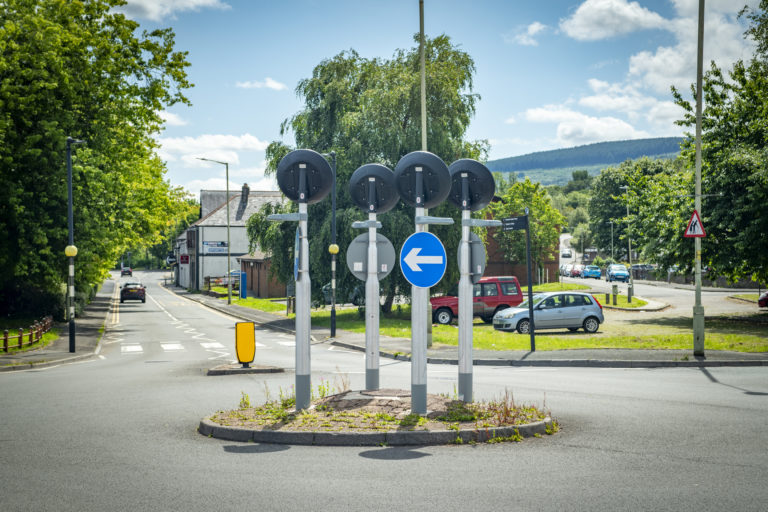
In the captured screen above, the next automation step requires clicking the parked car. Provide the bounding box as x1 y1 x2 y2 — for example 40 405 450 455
561 249 572 258
493 291 604 334
431 276 523 325
583 265 601 279
759 292 768 308
120 282 145 303
570 264 584 277
561 264 573 277
120 267 132 276
606 264 630 282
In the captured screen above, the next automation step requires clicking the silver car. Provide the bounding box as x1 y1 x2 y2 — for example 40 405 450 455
493 292 604 334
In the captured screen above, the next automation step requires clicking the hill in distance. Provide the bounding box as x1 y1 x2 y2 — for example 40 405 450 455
487 137 683 186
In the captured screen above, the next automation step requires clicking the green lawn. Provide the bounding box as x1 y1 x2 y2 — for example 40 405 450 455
0 317 58 354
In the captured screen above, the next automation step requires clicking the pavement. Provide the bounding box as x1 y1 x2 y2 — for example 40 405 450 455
2 277 767 373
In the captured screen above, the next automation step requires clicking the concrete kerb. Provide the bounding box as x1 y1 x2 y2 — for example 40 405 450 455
198 416 552 446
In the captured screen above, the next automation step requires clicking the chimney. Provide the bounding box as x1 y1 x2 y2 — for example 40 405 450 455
241 183 250 201
236 183 250 221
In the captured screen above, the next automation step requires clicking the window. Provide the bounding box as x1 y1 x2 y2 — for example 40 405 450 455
500 282 519 296
482 283 498 296
473 284 482 297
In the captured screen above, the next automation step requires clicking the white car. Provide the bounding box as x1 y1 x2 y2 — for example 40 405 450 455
493 291 604 334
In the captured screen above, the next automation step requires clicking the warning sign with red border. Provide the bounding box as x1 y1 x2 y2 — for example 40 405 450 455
684 209 706 238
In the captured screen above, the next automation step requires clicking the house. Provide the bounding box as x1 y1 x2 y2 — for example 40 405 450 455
175 184 285 296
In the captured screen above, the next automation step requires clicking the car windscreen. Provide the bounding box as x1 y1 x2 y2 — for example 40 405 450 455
517 294 545 309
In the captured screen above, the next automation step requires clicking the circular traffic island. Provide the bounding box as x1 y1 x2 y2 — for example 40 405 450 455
199 388 558 446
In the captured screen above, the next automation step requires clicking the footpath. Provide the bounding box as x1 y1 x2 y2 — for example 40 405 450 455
2 278 767 372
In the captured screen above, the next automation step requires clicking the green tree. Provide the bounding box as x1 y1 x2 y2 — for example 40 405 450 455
0 0 192 315
248 35 488 311
487 178 565 270
669 1 768 282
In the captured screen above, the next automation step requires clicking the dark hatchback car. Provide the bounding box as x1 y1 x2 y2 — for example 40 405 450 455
121 267 132 276
120 283 146 303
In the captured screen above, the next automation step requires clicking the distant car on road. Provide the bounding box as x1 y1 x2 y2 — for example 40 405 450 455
431 276 523 325
606 264 630 282
120 282 145 303
583 265 601 279
759 292 768 308
120 267 132 276
570 264 584 277
493 291 604 334
561 249 572 258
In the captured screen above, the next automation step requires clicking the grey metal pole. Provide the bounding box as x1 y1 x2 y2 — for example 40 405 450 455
458 174 472 402
419 0 427 151
366 205 380 390
693 0 706 356
412 167 427 415
296 166 311 410
627 201 633 302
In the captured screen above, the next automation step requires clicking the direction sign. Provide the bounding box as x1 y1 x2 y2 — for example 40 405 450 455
684 209 706 238
502 216 528 231
346 233 396 281
399 232 447 288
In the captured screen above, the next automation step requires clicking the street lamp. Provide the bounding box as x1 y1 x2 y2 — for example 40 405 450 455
620 186 634 302
606 220 615 261
66 136 85 353
323 152 338 338
197 157 232 305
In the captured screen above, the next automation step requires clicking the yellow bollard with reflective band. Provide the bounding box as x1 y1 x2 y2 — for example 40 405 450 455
235 322 255 368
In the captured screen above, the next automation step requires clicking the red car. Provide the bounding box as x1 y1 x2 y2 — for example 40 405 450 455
759 292 768 308
431 276 524 325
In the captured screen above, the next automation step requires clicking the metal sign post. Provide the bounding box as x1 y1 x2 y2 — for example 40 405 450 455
447 159 498 403
348 164 399 390
268 149 332 411
395 151 452 415
503 211 535 352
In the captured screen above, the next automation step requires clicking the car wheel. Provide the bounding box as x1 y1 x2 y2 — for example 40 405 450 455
141 298 146 303
583 316 600 333
434 308 454 325
516 319 530 334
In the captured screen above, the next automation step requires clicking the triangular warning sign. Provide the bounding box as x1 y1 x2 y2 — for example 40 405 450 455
684 209 706 238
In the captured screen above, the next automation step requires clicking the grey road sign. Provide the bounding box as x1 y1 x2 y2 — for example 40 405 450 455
346 233 396 281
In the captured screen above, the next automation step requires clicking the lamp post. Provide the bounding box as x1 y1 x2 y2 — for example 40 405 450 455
325 152 338 338
66 136 85 353
692 0 705 356
197 157 232 305
606 220 615 261
620 186 633 302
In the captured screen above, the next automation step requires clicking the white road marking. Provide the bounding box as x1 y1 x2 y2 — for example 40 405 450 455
121 344 143 353
200 342 225 349
161 343 184 351
277 341 295 347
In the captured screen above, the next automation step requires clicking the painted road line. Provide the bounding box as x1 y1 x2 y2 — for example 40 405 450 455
121 344 143 354
161 343 185 351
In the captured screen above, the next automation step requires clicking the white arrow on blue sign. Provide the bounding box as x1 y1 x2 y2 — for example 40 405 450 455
399 231 447 288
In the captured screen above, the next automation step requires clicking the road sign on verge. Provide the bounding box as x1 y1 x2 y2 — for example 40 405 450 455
400 231 447 288
684 209 706 238
502 216 528 231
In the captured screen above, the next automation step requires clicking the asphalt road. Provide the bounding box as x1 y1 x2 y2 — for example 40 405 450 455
1 271 766 511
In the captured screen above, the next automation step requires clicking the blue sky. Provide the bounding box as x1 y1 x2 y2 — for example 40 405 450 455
117 0 758 195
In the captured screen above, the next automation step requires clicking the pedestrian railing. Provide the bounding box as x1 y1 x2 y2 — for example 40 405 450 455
3 316 54 353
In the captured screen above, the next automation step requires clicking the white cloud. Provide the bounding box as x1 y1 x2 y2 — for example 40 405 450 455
118 0 230 21
158 133 269 166
560 0 669 41
504 22 548 46
159 111 187 126
525 105 649 146
504 116 516 124
235 78 288 91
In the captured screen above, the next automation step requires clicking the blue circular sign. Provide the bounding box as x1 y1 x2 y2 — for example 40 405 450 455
399 232 447 288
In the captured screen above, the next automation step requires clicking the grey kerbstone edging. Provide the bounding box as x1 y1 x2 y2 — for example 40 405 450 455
0 353 96 372
207 363 285 376
198 417 552 446
328 340 768 367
